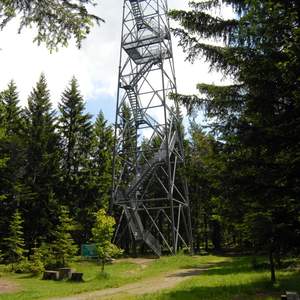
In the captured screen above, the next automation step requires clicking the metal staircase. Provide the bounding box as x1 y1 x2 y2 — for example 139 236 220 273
124 87 144 126
129 0 144 30
123 60 158 126
122 132 177 256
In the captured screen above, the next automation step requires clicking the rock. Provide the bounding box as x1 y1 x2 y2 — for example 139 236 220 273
42 271 59 281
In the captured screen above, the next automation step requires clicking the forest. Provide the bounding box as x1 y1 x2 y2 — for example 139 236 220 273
0 0 300 299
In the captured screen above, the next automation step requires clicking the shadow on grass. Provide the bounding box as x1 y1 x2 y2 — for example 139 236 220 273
162 273 300 300
181 256 274 276
157 257 300 300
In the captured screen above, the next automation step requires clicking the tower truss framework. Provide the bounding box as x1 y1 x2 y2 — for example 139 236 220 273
112 0 192 256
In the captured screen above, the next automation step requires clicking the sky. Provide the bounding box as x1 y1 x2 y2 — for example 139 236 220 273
0 0 230 123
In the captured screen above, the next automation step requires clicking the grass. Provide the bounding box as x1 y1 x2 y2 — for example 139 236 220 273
121 256 300 300
0 255 299 300
0 255 227 300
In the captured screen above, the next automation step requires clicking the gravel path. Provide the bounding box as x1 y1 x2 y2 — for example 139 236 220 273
0 279 20 294
49 266 210 300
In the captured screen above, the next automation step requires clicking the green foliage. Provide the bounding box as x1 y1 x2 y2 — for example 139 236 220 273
4 210 26 267
59 77 94 244
29 245 45 275
23 74 60 248
1 81 24 135
92 209 122 271
0 76 116 265
171 0 300 282
51 207 78 268
91 111 114 210
0 0 104 50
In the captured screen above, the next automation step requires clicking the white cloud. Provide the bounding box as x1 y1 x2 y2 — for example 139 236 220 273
0 0 232 113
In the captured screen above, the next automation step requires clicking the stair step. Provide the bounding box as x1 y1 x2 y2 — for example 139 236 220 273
144 231 161 256
124 207 143 240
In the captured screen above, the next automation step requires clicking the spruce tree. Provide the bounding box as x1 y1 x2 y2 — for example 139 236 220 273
23 74 60 248
91 111 114 209
78 111 114 240
0 82 28 248
58 77 93 243
4 210 26 268
51 207 78 267
170 0 300 282
2 81 24 135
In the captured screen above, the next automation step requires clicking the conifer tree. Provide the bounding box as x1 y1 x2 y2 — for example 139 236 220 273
4 210 26 268
79 111 114 241
170 0 300 282
23 74 60 248
2 81 24 135
51 207 78 267
0 83 27 247
58 77 93 243
91 111 114 209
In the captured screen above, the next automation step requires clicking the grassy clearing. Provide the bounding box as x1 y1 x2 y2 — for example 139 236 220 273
121 256 300 300
0 255 227 300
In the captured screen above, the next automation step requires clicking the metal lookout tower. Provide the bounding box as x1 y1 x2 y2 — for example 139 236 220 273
112 0 192 256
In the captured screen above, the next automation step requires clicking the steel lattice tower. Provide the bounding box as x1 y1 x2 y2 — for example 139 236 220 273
112 0 192 256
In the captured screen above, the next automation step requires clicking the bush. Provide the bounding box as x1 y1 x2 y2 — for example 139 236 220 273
14 258 32 273
29 246 45 274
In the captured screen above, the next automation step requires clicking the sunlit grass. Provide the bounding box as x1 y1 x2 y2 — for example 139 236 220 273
121 257 300 300
0 255 227 300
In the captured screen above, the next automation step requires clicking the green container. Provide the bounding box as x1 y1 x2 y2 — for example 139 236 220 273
81 244 98 258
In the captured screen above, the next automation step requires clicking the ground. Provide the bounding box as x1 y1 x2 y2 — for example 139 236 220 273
49 263 212 300
0 279 19 294
0 255 299 300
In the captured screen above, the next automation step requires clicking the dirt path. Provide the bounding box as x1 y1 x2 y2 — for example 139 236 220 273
0 279 20 294
50 266 211 300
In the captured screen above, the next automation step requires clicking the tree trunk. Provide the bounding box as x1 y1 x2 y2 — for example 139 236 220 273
204 214 208 252
101 260 105 272
269 249 276 283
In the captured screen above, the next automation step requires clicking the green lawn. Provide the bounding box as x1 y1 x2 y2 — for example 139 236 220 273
0 255 299 300
122 257 300 300
0 255 226 300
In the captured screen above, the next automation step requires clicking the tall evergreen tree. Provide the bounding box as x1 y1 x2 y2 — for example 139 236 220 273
2 81 24 135
58 77 93 243
170 0 300 281
0 82 27 248
4 210 26 268
23 74 60 248
90 111 114 209
51 207 78 267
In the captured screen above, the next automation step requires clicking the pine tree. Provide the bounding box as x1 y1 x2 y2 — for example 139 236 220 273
78 111 114 241
58 77 93 243
0 82 28 248
23 74 60 248
91 111 114 209
4 210 26 268
170 0 300 282
51 207 78 267
2 81 24 135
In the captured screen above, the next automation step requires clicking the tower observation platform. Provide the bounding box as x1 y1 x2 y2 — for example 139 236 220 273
112 0 193 256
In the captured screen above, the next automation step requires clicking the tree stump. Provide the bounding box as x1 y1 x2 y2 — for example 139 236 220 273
58 268 73 280
43 271 59 280
70 272 83 282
